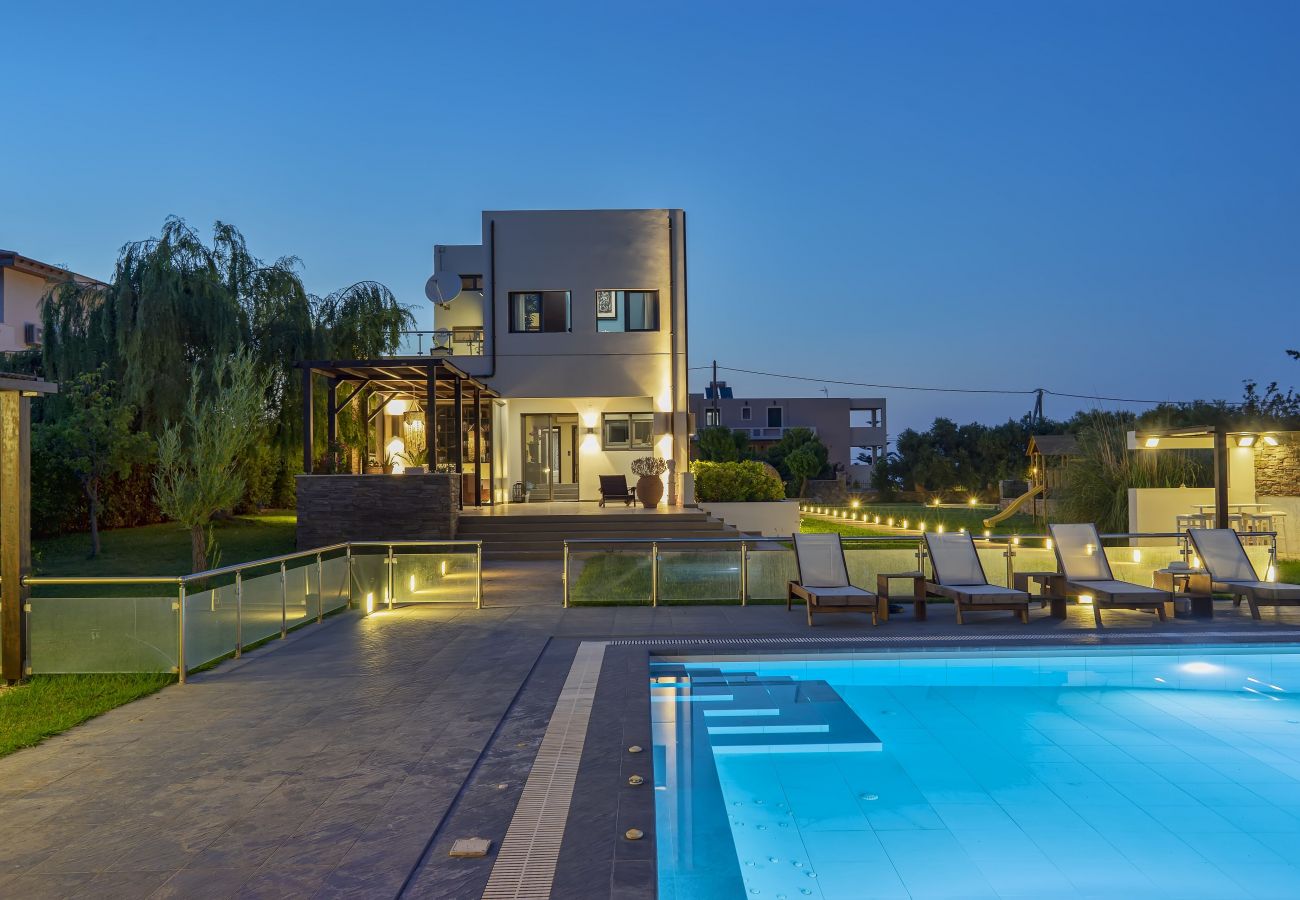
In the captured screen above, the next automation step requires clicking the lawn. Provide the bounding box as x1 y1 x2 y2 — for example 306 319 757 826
34 511 298 576
804 502 1036 536
0 673 174 758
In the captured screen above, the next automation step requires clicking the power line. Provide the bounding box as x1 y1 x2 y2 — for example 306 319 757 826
691 364 1203 406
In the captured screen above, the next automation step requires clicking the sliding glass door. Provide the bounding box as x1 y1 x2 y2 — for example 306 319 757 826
521 414 580 501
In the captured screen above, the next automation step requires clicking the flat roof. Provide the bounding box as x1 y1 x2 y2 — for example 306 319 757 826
296 357 499 399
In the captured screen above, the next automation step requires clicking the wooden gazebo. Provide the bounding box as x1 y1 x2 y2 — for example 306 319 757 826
297 357 499 507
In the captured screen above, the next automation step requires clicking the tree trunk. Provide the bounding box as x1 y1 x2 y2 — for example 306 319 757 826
190 524 207 574
86 487 101 559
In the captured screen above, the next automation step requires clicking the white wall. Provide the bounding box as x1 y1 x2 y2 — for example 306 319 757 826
699 500 800 537
0 269 48 352
1258 496 1300 559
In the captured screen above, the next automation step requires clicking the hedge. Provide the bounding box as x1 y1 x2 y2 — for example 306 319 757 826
691 460 786 503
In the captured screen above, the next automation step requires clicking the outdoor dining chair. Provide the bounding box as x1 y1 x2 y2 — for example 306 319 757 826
923 532 1031 624
1187 528 1300 620
787 533 879 626
1048 523 1172 627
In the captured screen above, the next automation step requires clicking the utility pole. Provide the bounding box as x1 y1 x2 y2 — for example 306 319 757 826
711 360 719 417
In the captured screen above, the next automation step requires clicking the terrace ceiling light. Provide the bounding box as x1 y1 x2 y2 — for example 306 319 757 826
1238 434 1257 448
1144 437 1160 448
1263 434 1279 446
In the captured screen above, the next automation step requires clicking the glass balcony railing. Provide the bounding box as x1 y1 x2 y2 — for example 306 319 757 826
396 329 485 357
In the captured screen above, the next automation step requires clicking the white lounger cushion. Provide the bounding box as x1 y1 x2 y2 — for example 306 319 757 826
1213 580 1300 602
803 585 876 606
1067 580 1169 602
943 584 1030 603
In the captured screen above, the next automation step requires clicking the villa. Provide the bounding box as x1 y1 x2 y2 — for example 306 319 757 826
0 250 105 352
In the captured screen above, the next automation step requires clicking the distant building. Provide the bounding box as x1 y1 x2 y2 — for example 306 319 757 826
0 251 105 353
689 384 887 484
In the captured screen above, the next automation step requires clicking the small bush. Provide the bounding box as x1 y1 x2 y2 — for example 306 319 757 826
692 460 786 502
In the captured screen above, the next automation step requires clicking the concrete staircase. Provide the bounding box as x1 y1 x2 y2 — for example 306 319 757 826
459 508 738 560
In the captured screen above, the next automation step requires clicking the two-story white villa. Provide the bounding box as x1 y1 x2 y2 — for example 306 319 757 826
0 251 105 353
424 209 690 505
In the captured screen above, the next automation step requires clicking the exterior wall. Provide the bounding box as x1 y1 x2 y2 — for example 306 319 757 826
0 269 49 352
1256 442 1300 495
698 500 800 537
431 210 690 503
689 394 887 484
295 474 459 548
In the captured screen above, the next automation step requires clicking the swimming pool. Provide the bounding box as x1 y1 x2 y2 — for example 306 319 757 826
651 646 1300 899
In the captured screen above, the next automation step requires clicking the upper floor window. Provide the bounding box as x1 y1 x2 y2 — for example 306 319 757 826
461 274 483 292
509 291 571 333
704 408 720 426
596 290 659 333
741 407 752 421
767 407 783 428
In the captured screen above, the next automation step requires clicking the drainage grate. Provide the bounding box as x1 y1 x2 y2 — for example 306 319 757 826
482 641 605 900
607 630 1300 647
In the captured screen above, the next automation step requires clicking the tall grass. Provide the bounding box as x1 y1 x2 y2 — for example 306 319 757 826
1058 414 1204 532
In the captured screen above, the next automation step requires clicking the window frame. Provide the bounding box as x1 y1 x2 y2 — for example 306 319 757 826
595 289 660 333
601 412 655 451
704 408 720 427
740 407 752 421
460 274 484 292
767 406 783 428
508 291 571 333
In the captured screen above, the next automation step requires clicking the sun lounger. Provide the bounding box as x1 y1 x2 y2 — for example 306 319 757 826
598 474 634 507
923 532 1031 624
1048 523 1171 627
1187 528 1300 620
787 533 879 626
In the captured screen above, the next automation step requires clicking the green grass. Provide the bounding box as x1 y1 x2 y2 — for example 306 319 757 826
799 516 894 537
0 673 174 757
1280 559 1300 583
34 511 298 577
804 502 1036 536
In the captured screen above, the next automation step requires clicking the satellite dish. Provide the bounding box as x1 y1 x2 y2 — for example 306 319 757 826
424 271 462 305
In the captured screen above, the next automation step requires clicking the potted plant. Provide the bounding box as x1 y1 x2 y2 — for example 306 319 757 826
400 446 429 474
364 453 383 475
630 456 669 508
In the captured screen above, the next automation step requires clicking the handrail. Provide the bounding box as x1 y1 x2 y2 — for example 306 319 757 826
561 531 1276 545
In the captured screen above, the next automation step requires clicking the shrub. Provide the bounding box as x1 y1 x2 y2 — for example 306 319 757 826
691 460 785 502
631 456 669 478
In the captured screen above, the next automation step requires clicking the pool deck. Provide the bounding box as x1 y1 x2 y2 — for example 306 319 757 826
3 560 1300 899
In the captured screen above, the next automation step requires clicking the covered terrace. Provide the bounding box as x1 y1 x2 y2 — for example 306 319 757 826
297 357 499 507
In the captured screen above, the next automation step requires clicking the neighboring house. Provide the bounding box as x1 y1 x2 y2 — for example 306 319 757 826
0 251 105 353
422 209 690 503
689 383 887 484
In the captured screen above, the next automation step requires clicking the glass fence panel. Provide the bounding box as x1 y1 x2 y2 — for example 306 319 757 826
321 554 350 613
350 551 390 609
1103 543 1186 586
843 543 927 589
1244 543 1275 579
658 548 742 604
283 561 316 629
393 551 478 603
568 550 651 604
241 568 285 645
29 594 177 674
745 544 796 601
184 582 238 669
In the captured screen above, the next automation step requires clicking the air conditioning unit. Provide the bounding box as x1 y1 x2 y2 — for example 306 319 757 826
23 323 43 346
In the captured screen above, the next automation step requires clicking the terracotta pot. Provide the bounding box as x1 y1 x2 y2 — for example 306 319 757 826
636 474 664 509
364 466 383 475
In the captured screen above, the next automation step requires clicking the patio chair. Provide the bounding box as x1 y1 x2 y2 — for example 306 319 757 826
1187 528 1300 620
787 533 879 626
923 532 1031 624
598 474 634 507
1048 523 1171 627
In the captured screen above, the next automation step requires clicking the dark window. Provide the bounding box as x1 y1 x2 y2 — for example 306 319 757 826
602 412 655 450
767 407 783 428
509 292 571 333
461 274 483 292
596 290 660 332
741 407 751 421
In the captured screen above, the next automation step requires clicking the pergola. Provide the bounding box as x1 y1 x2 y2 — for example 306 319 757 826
297 357 499 506
1133 424 1295 529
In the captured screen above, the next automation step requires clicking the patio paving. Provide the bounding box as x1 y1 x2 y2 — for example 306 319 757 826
3 560 1300 899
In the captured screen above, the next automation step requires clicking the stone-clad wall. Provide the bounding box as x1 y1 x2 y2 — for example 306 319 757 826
1256 443 1300 496
295 474 459 549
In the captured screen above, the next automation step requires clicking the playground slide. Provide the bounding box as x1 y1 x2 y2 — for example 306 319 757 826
983 484 1045 528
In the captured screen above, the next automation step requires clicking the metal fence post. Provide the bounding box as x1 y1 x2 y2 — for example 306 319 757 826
346 545 353 609
235 570 243 659
651 541 659 607
740 541 748 606
562 542 570 608
387 544 395 609
475 543 483 610
279 561 287 639
177 581 187 684
316 553 324 623
1005 543 1015 587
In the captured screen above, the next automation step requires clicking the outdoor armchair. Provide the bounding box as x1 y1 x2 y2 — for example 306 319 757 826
598 474 634 507
923 532 1031 624
787 533 879 626
1048 523 1171 627
1187 528 1300 620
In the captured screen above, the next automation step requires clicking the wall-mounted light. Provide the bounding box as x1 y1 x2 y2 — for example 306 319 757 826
1144 437 1160 448
385 398 409 416
1238 434 1257 448
1262 435 1279 446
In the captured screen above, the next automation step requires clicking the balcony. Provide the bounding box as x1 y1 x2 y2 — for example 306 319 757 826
396 329 485 357
742 425 816 441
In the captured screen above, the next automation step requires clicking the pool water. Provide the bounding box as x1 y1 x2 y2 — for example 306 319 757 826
651 647 1300 899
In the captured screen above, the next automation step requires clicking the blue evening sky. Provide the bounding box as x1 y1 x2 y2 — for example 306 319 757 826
4 1 1297 434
